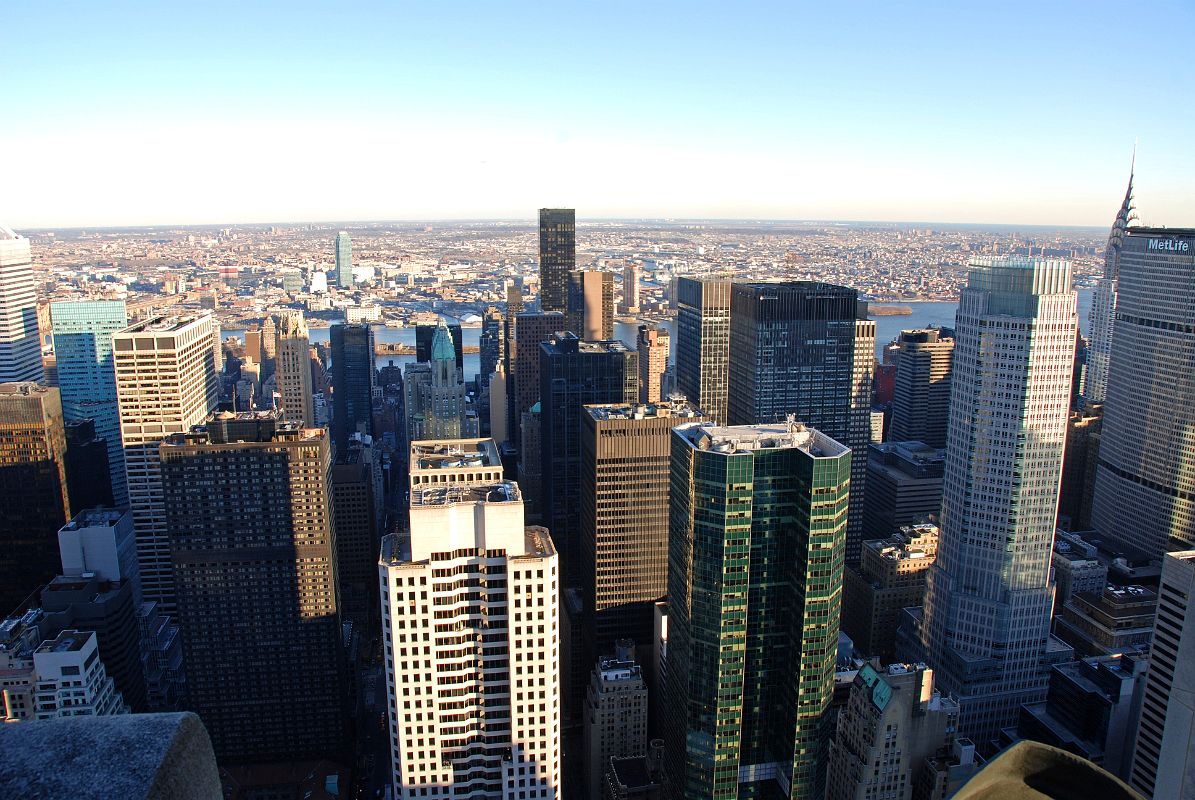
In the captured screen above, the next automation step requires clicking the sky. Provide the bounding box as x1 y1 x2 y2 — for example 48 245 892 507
3 1 1193 228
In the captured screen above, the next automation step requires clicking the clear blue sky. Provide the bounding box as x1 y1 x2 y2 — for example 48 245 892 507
4 1 1192 227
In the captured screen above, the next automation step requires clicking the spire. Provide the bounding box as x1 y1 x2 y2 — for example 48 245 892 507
1104 151 1138 280
431 320 455 364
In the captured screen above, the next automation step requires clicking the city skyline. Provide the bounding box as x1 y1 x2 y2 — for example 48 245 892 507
4 2 1192 228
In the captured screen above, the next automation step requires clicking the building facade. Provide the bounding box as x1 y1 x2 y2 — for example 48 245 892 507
0 226 43 384
0 383 71 612
113 315 220 613
567 270 614 342
584 654 649 800
915 258 1077 746
636 325 670 405
727 282 874 565
826 663 960 800
842 525 939 664
1083 167 1135 404
1090 227 1195 558
330 322 376 451
160 412 347 763
539 208 575 314
889 328 955 449
861 441 945 538
580 400 706 652
1131 550 1195 798
49 299 130 505
663 421 851 800
675 277 731 425
275 310 315 427
335 231 353 289
379 460 561 798
539 334 638 589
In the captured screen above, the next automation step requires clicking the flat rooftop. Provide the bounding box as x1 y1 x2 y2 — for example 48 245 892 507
675 421 850 458
585 397 703 421
410 482 520 507
0 382 54 396
36 630 92 654
410 438 501 471
117 314 210 334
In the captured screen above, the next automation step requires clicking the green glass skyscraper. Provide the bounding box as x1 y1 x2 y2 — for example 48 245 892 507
49 299 129 506
335 231 353 289
664 421 852 800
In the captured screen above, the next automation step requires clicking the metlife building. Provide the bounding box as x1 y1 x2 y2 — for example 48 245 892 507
1091 226 1195 559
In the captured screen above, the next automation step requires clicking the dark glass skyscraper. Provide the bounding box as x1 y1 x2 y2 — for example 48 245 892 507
1091 227 1195 557
538 208 575 314
727 282 875 563
539 333 638 588
0 382 70 612
330 322 376 451
889 327 954 449
663 421 852 800
676 277 731 424
161 412 347 763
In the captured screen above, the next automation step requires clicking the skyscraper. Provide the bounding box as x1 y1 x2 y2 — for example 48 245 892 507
380 441 561 798
113 314 220 612
405 321 466 440
1090 227 1195 558
636 324 670 405
330 322 376 450
63 418 114 511
580 399 707 651
0 226 43 384
49 299 130 505
567 269 614 341
727 282 874 564
1084 165 1135 404
539 208 575 313
675 277 731 425
663 421 851 800
539 334 638 587
160 412 347 763
275 311 315 427
511 310 565 445
916 257 1077 745
478 306 503 382
1130 550 1195 798
415 322 464 371
889 327 955 449
0 382 71 612
826 663 960 800
334 231 353 289
622 264 641 313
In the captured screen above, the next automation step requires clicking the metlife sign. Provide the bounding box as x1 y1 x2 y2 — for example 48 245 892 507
1147 238 1191 252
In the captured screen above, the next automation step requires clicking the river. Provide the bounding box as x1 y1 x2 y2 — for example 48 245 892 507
225 288 1093 378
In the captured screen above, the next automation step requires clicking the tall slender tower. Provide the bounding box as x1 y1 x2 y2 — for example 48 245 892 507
335 231 353 289
567 269 614 341
1084 163 1136 403
0 225 43 383
275 311 315 426
637 324 670 404
380 440 561 798
50 299 130 505
113 314 219 612
407 321 466 440
663 421 852 800
161 412 347 763
1090 227 1195 557
622 264 641 313
675 277 731 424
330 323 376 450
538 209 575 313
917 257 1077 745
